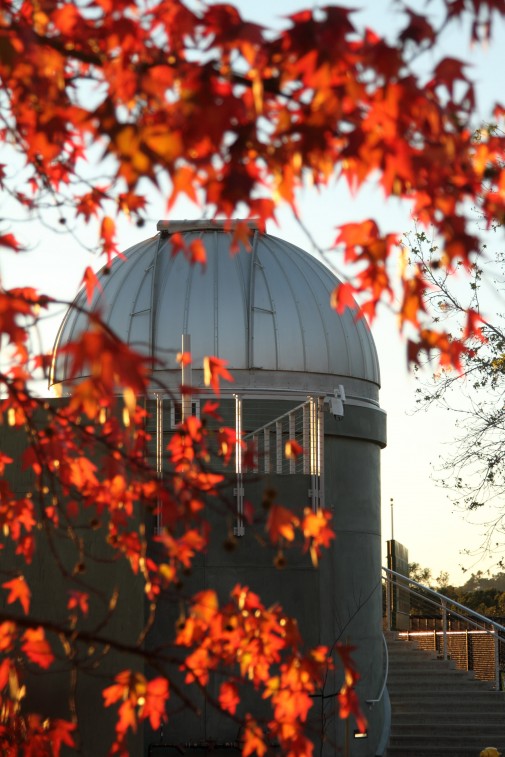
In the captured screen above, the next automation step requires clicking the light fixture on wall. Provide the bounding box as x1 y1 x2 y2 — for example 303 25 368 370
354 729 368 739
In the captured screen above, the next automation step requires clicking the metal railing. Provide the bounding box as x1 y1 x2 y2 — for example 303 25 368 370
383 566 505 690
366 632 390 756
366 632 389 707
243 396 324 511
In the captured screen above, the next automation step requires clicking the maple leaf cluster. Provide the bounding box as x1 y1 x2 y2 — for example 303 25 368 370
1 0 505 754
0 332 347 754
0 0 504 364
174 585 362 757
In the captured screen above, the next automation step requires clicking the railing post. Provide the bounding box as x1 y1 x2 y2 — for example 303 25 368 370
493 626 500 690
276 420 282 474
302 404 310 474
233 394 244 537
442 598 448 660
288 412 295 474
386 575 392 631
155 393 163 533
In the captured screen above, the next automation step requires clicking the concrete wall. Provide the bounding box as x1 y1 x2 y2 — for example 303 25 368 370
0 406 145 756
145 397 387 757
0 393 386 756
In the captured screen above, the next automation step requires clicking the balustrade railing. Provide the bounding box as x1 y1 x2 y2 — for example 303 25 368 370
383 566 505 690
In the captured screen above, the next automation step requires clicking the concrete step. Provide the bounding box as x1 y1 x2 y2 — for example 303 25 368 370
389 685 500 698
389 734 505 748
387 747 502 757
393 723 505 736
392 707 505 719
387 678 494 691
389 665 492 689
386 634 505 755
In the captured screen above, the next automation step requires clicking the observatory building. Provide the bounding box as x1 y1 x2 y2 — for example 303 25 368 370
51 220 387 756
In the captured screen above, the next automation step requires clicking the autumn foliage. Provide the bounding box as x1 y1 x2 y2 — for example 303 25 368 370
1 0 505 754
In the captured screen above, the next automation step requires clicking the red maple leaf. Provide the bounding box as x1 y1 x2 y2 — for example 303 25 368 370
82 266 102 304
203 356 234 394
143 677 169 730
21 627 55 669
266 505 300 544
219 681 240 714
3 575 31 614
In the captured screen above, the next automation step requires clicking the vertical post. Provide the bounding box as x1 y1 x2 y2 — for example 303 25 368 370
276 420 282 474
264 428 270 474
155 393 163 533
309 397 319 512
318 397 324 510
234 394 244 537
288 412 296 474
252 435 258 473
386 573 392 631
181 333 191 422
493 626 500 690
442 599 448 660
302 403 310 474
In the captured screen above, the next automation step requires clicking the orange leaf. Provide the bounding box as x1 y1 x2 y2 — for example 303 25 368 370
21 626 54 669
188 238 207 267
67 590 89 616
203 356 234 394
330 282 357 314
267 505 300 544
3 575 31 614
0 233 21 252
0 659 11 690
243 716 267 757
100 216 119 266
52 4 81 34
219 681 240 714
0 452 13 475
285 439 304 459
117 699 137 735
302 508 335 566
82 266 102 305
144 677 169 729
176 351 192 366
192 589 219 624
0 621 16 652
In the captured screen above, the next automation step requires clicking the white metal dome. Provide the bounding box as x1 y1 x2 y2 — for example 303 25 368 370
51 220 380 400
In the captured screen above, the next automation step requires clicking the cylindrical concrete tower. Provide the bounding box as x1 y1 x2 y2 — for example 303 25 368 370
52 220 387 756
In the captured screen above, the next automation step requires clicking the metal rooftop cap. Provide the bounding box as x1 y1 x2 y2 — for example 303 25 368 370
156 219 262 233
51 221 381 397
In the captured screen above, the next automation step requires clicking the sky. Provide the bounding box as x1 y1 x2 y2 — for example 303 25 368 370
2 0 505 585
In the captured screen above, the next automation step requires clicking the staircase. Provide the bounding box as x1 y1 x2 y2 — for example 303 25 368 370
386 632 505 756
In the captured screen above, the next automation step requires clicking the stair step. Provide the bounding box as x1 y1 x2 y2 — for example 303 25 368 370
389 734 505 747
387 741 500 757
389 686 502 695
388 669 489 682
386 634 505 755
393 711 505 722
388 679 494 691
393 723 505 735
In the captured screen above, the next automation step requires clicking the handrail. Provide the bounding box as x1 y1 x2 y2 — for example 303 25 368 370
384 567 505 637
383 566 505 689
242 399 309 438
365 633 390 756
366 631 389 706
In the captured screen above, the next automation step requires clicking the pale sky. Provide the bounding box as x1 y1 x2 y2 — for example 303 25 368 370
2 0 505 585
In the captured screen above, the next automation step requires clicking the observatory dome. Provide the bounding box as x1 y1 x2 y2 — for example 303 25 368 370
51 220 380 402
